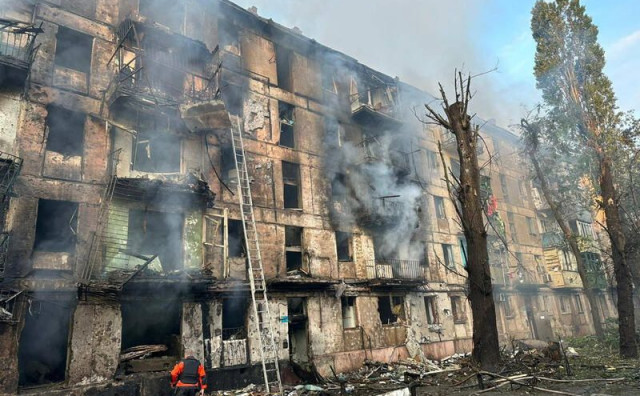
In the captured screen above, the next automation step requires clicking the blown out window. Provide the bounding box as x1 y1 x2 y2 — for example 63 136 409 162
133 132 181 173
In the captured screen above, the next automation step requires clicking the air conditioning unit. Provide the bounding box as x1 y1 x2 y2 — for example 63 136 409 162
543 273 553 283
498 293 507 302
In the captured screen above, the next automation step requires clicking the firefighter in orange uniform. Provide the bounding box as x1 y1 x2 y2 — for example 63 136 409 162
170 351 208 396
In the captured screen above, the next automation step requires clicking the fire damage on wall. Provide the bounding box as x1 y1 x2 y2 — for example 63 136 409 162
0 1 616 395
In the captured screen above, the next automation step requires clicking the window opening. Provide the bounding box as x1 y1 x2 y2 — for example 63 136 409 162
222 298 249 340
127 210 184 272
434 196 446 219
285 226 302 271
54 26 92 74
341 296 356 329
275 45 293 91
282 161 301 208
45 106 85 157
451 296 467 323
424 296 438 325
132 131 181 173
18 301 73 386
33 199 78 253
378 296 405 325
335 231 353 262
279 102 295 148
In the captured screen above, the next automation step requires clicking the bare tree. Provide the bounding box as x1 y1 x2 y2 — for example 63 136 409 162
425 72 500 370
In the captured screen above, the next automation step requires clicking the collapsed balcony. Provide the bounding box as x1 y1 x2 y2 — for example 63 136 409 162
0 19 41 85
103 16 220 111
350 73 402 129
365 259 425 281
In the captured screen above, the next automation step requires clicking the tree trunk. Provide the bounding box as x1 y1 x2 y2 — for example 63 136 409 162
447 102 500 370
600 156 638 358
525 132 604 338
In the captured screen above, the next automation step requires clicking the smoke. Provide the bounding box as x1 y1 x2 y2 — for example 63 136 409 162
231 0 540 129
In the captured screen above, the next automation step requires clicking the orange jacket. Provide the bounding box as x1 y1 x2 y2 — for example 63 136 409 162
170 357 207 389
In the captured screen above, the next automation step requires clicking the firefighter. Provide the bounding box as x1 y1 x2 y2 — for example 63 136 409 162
170 351 208 396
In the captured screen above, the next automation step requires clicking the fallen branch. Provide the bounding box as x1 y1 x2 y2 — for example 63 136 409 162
476 371 579 396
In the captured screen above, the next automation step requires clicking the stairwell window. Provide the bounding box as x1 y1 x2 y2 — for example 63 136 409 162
335 231 353 262
434 196 446 219
275 44 293 91
442 244 454 269
282 161 301 209
424 296 439 325
341 296 356 329
500 174 510 203
573 294 584 314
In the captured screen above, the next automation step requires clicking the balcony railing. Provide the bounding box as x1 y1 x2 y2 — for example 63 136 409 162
0 151 23 199
0 20 41 70
366 259 424 280
357 197 404 229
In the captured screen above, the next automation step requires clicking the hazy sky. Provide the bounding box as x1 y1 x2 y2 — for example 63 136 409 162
231 0 640 130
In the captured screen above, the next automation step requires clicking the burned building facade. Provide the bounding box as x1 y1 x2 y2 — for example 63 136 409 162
0 0 615 394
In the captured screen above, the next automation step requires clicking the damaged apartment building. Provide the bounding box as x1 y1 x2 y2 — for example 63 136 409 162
0 0 615 394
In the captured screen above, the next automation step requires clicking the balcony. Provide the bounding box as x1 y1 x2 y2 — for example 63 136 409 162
366 259 425 280
0 19 41 85
356 197 404 229
542 231 564 248
0 151 22 199
359 139 411 177
104 17 220 111
350 86 402 129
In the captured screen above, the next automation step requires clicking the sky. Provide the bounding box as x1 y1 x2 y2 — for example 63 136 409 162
231 0 640 131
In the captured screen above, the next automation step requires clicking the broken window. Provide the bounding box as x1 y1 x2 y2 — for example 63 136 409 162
573 294 584 314
127 210 184 272
279 102 295 148
275 44 293 91
282 161 301 209
45 106 85 157
450 296 467 323
526 217 537 236
285 226 302 271
341 296 356 329
54 26 92 74
424 296 438 325
18 300 73 387
223 298 249 340
220 144 237 183
335 231 353 262
378 296 405 325
121 300 180 360
434 196 446 219
322 66 338 95
442 244 454 268
132 131 181 173
228 219 246 258
500 175 510 202
33 199 78 253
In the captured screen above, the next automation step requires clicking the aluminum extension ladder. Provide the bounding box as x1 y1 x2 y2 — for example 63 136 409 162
229 117 283 394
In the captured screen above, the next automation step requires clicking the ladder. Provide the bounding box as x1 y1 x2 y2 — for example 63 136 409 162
229 117 283 394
